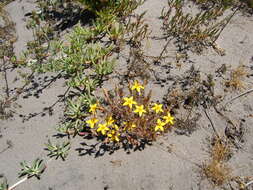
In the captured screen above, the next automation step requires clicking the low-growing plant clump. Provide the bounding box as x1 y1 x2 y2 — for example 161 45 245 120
0 3 17 120
160 0 239 53
202 137 232 186
225 64 248 91
82 80 175 150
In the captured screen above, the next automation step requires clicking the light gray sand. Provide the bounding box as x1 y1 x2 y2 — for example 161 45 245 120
0 0 253 189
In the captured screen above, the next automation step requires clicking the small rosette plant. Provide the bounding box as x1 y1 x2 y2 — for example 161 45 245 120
84 80 175 147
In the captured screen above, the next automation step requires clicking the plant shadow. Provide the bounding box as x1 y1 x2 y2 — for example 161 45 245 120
26 4 96 33
75 135 153 158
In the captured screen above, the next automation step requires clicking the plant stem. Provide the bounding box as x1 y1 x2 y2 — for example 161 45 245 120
3 57 10 98
246 180 253 187
8 177 28 190
223 88 253 108
203 108 220 139
8 158 53 190
212 4 240 43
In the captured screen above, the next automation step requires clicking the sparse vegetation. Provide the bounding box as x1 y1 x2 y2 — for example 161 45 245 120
225 64 248 90
203 137 232 186
192 0 253 11
45 140 70 160
1 0 253 189
0 176 8 190
0 2 17 120
160 0 238 53
19 159 45 179
163 65 221 135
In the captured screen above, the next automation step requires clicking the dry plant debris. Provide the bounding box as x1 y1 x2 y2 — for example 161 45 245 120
203 137 232 186
225 64 248 91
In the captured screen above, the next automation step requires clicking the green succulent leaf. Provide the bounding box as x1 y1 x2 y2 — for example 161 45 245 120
19 159 45 179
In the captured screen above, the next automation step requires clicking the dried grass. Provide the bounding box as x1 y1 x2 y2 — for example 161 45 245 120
202 137 232 186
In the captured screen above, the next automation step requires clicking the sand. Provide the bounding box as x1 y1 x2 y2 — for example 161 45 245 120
0 0 253 189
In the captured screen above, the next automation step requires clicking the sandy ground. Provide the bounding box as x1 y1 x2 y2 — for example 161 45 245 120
0 0 253 189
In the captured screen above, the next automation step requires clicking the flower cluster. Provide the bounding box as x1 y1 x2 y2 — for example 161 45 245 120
84 80 175 145
85 104 121 142
122 96 174 132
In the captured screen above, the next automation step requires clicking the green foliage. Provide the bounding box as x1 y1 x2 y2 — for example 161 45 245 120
161 0 236 53
94 58 115 77
65 98 87 120
125 12 150 47
78 0 120 12
67 74 99 93
192 0 236 9
19 159 45 179
56 121 77 135
26 22 116 86
21 0 149 139
45 140 70 160
22 0 148 95
191 0 253 10
58 94 97 135
78 0 143 17
107 21 124 41
0 177 8 190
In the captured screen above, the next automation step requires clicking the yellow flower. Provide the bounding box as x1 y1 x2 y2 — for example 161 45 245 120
106 116 115 126
154 119 166 132
123 96 137 109
131 80 144 94
152 103 163 114
163 112 174 125
107 130 120 142
122 122 128 131
86 118 98 128
97 123 109 135
134 105 146 117
129 123 136 131
89 103 98 113
112 124 119 130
